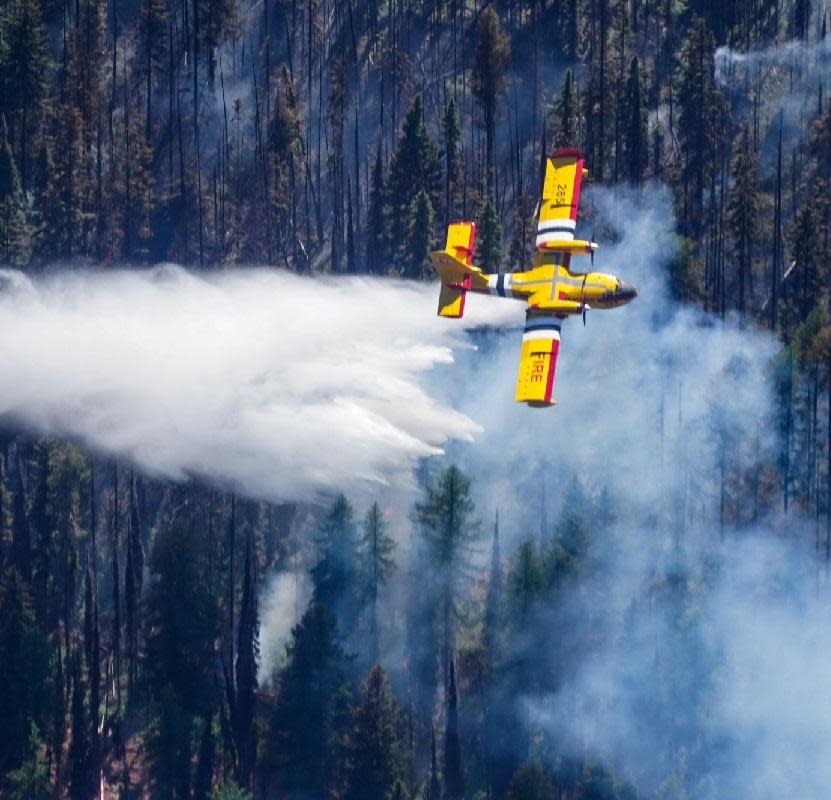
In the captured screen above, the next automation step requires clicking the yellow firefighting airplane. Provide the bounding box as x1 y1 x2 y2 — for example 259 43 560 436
430 148 638 407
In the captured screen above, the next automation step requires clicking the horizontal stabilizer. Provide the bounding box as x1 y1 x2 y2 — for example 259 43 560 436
431 221 485 318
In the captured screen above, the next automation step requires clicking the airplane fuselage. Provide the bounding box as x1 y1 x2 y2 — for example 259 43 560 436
449 251 638 318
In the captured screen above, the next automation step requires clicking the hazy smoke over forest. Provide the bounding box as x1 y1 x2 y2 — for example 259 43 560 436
433 187 819 798
715 36 831 79
1 187 826 798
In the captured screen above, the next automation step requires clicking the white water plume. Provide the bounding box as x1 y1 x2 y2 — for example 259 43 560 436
0 266 521 501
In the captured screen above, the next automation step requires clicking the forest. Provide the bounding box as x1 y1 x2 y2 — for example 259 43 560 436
0 0 830 796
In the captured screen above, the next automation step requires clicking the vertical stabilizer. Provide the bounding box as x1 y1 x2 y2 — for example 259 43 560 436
434 221 477 318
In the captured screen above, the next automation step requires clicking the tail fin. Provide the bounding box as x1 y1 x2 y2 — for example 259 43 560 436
431 221 480 318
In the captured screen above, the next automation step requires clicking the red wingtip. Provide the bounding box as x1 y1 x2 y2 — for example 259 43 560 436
550 147 583 160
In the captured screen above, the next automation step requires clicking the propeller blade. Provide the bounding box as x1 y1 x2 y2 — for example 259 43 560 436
582 307 587 326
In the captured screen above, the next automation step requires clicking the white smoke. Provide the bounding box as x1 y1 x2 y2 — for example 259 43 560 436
0 266 521 501
258 569 312 682
422 186 829 799
715 37 831 83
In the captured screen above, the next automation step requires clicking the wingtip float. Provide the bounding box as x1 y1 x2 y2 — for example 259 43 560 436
431 148 638 408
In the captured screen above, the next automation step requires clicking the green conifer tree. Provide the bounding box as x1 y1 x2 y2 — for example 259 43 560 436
675 17 724 237
235 533 259 790
343 666 406 800
361 502 395 665
551 69 578 149
443 99 463 223
385 96 441 260
443 657 464 800
0 121 27 264
311 494 363 636
477 200 502 273
726 126 761 315
0 568 50 774
404 188 434 280
266 603 348 798
366 142 388 274
623 56 648 185
415 466 479 687
0 0 50 189
472 5 510 198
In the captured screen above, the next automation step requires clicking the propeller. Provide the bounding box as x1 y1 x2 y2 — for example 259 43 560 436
581 273 588 326
590 229 595 266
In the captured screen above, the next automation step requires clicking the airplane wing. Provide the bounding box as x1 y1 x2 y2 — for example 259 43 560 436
515 315 563 406
536 148 586 249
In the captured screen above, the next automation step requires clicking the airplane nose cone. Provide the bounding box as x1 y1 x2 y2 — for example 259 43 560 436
618 283 638 302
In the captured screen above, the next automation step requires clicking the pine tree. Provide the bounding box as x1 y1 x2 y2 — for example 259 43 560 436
506 761 555 800
360 502 395 665
347 187 356 273
83 564 100 768
443 99 463 222
146 507 217 713
6 724 51 800
0 568 50 774
145 507 219 799
403 188 434 280
622 56 648 185
9 446 31 583
68 650 91 800
385 96 441 261
40 105 91 258
0 120 27 263
675 17 724 237
443 657 464 800
125 477 144 694
266 603 348 798
508 540 546 624
483 512 502 657
477 200 502 273
311 494 362 636
483 513 508 797
508 194 534 270
415 466 479 687
140 0 169 140
29 444 52 627
472 5 510 198
0 0 50 190
234 532 259 790
193 718 216 800
726 126 761 316
551 69 578 149
366 142 387 274
789 0 812 39
343 666 406 800
782 200 824 338
548 477 591 582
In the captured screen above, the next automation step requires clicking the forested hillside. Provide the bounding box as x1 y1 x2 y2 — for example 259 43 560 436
1 0 831 797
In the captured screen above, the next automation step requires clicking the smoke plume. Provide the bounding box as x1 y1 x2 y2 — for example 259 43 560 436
715 37 831 83
427 186 826 799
